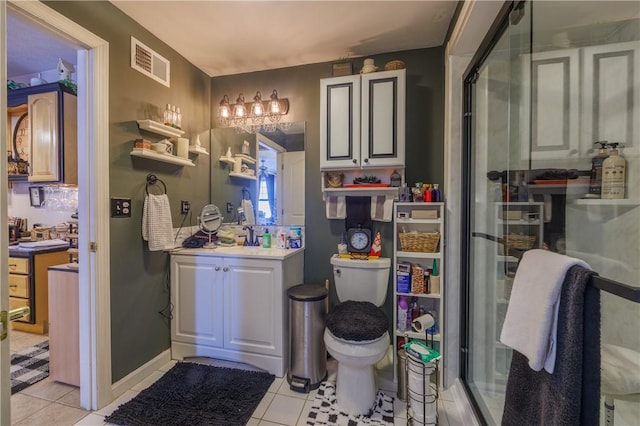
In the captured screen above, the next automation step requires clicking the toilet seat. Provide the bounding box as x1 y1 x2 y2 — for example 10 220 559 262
326 300 387 342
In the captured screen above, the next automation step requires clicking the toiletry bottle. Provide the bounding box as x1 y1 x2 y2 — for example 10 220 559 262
589 141 609 197
176 107 182 130
164 104 172 126
390 169 402 187
601 143 626 199
262 228 271 248
431 183 442 202
171 105 177 128
397 296 409 332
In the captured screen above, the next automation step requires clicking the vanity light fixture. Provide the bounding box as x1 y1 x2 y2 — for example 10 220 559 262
217 89 290 132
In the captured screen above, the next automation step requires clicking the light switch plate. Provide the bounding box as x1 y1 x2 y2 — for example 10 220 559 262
111 197 131 218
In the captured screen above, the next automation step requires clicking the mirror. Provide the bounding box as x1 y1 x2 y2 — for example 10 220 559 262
211 122 305 226
200 204 221 248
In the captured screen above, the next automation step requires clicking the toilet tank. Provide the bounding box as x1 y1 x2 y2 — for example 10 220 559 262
330 256 391 306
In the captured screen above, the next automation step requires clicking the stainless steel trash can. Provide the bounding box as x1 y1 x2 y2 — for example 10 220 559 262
397 349 407 401
287 283 328 393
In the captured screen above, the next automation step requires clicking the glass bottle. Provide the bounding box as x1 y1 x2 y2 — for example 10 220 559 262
431 183 442 202
176 107 182 129
171 105 177 128
164 103 172 126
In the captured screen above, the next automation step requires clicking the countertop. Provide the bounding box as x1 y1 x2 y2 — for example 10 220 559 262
172 246 304 260
9 244 70 258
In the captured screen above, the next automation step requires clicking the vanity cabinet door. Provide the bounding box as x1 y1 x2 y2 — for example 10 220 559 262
28 91 60 182
320 75 361 170
360 69 405 168
223 257 282 356
171 255 224 348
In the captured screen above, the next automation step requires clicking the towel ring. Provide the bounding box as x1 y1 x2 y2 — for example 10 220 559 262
146 174 167 195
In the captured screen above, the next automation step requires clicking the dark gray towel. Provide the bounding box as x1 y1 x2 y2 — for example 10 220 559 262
502 265 600 426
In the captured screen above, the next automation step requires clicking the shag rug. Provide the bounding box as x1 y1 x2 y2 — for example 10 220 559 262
306 381 394 425
11 340 49 395
105 362 275 426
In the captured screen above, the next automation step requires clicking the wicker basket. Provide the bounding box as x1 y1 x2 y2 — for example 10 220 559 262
500 234 537 254
399 232 440 253
384 60 406 71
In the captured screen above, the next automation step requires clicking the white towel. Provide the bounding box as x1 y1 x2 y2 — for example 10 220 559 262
370 195 394 222
142 194 174 251
241 199 256 225
325 196 346 219
500 249 591 373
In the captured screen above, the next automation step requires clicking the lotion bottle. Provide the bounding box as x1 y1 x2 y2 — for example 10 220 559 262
589 141 609 197
601 143 626 199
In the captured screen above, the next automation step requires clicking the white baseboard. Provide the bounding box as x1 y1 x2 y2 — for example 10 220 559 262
111 349 172 399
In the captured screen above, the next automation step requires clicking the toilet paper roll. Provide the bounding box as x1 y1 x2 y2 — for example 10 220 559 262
176 137 189 158
411 313 435 333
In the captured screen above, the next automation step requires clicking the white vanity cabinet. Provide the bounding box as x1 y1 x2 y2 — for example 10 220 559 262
320 69 405 170
170 248 303 376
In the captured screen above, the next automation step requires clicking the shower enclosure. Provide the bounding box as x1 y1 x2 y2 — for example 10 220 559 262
461 1 640 424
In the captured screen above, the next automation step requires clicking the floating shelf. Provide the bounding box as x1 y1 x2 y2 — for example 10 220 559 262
219 156 236 165
323 187 399 197
136 119 185 138
229 172 257 180
130 148 194 167
396 291 441 299
234 154 256 164
189 146 209 156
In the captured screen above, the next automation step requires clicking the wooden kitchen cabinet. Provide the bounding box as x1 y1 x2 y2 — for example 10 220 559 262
9 248 69 334
48 264 80 386
7 82 77 183
320 69 405 170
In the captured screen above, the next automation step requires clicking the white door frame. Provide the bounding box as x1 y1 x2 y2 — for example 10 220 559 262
1 1 112 418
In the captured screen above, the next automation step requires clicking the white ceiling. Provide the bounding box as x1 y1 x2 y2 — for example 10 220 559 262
110 1 458 77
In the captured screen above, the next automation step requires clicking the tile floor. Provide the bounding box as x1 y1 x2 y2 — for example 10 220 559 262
10 330 465 425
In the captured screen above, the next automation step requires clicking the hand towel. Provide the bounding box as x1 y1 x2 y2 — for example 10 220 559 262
500 249 590 373
502 265 600 425
370 195 394 222
241 199 255 225
142 194 174 251
325 196 346 219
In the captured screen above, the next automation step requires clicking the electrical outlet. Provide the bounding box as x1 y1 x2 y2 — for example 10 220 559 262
226 202 234 213
181 200 190 214
111 197 131 218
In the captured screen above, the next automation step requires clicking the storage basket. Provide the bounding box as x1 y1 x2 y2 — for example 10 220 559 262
500 234 536 254
384 60 406 71
399 232 440 253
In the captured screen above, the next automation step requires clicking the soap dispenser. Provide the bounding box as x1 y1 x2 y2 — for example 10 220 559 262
601 143 626 199
262 228 272 248
589 141 609 197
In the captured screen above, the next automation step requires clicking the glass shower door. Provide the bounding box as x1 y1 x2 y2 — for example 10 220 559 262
462 2 532 424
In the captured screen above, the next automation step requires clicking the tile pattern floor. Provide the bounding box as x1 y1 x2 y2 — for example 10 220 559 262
10 330 464 425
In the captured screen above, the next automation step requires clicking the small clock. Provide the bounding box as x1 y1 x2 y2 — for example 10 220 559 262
347 227 372 253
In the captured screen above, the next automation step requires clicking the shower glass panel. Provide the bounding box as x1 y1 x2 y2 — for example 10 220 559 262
463 1 640 424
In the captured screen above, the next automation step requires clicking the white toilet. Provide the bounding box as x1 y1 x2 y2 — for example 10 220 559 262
324 256 391 415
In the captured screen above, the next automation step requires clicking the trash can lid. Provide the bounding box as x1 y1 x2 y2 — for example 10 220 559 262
288 283 328 302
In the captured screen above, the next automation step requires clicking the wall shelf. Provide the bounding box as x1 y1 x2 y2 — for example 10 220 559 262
229 172 257 180
323 187 399 197
234 154 256 164
130 148 194 167
219 156 236 165
189 146 209 156
396 251 442 259
136 119 184 138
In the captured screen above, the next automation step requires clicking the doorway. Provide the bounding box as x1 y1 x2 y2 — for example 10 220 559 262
1 1 111 421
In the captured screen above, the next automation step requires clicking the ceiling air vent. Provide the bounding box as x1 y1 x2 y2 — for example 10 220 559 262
130 36 170 87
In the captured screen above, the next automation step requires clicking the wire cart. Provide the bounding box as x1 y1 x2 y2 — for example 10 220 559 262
405 353 439 425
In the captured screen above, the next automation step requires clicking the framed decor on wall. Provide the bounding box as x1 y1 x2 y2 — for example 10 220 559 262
29 186 44 207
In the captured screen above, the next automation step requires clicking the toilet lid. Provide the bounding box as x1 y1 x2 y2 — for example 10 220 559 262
326 301 388 342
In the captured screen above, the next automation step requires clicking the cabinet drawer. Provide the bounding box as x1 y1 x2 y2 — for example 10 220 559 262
9 274 30 298
9 297 31 322
8 257 29 274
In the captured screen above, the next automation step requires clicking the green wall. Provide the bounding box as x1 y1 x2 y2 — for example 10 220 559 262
44 1 212 382
211 48 445 320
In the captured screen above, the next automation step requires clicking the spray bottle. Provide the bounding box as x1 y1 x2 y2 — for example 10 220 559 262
601 143 626 199
589 141 609 197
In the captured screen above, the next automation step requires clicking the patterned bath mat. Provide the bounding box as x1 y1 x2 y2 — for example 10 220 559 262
307 381 394 425
11 340 49 394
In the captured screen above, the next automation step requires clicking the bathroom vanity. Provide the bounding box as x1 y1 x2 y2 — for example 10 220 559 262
170 246 304 376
